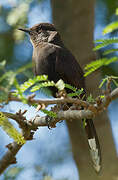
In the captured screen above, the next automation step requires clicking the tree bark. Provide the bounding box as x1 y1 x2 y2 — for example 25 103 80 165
51 0 118 179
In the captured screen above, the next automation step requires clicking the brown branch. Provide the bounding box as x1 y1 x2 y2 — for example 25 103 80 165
0 87 118 174
0 142 22 175
30 109 93 127
0 122 33 175
8 94 89 107
8 87 118 107
3 87 118 128
102 87 118 109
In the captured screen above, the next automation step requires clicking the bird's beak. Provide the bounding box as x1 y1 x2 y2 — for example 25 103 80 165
18 28 31 33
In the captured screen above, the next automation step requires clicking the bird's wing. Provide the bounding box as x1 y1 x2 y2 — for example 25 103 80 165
55 47 85 90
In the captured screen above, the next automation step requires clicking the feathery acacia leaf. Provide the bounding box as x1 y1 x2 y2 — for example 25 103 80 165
103 21 118 35
30 81 55 92
112 79 118 87
0 60 6 70
116 8 118 15
16 62 32 74
84 57 118 77
67 88 84 97
99 76 118 88
0 71 15 83
103 48 118 55
94 38 118 51
0 112 25 144
41 109 57 118
99 78 107 88
13 78 27 103
19 75 48 93
87 94 95 103
65 84 77 92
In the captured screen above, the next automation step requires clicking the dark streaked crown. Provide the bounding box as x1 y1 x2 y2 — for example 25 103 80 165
30 23 56 32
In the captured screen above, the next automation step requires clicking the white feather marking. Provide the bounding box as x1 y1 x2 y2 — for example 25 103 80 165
88 138 101 172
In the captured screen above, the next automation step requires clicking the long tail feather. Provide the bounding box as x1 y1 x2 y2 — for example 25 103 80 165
84 119 101 173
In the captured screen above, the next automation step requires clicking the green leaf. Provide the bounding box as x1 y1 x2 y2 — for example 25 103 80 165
41 109 57 118
103 57 118 65
94 38 118 51
103 48 118 55
84 58 106 77
19 75 48 93
0 112 25 144
84 58 107 71
13 78 27 103
99 78 107 88
4 167 24 179
16 62 32 74
83 119 87 128
99 95 105 99
65 84 77 92
55 79 65 90
84 57 118 77
112 79 118 87
0 60 6 70
103 21 118 35
20 78 36 93
36 75 48 81
0 71 16 96
95 38 118 43
99 76 118 88
116 8 118 15
30 81 55 92
110 76 118 79
67 88 84 97
87 94 95 103
0 71 15 83
67 92 79 97
0 90 8 103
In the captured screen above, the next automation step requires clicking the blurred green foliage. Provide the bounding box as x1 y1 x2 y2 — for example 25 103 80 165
3 167 24 180
0 112 25 144
0 60 32 102
99 76 118 88
85 10 118 78
98 0 118 24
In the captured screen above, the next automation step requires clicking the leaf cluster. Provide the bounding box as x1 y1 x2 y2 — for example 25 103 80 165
99 76 118 88
0 61 32 103
9 75 84 117
84 9 118 77
0 112 25 144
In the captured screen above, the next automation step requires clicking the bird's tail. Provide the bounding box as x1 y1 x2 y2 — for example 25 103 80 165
84 119 101 173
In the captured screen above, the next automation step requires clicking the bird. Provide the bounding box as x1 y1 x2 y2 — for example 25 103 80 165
18 23 101 173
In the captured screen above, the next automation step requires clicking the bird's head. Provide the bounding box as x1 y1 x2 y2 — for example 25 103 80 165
18 23 63 47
